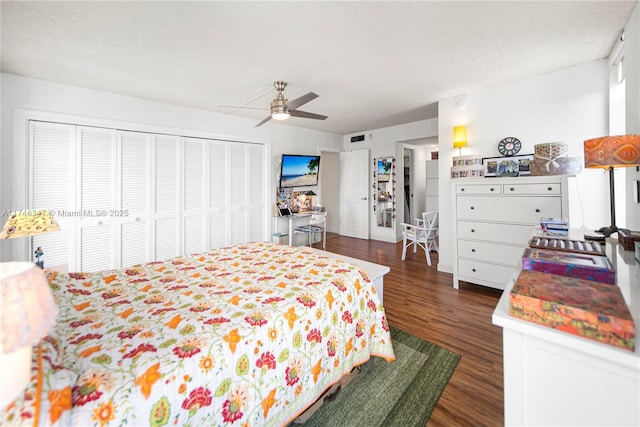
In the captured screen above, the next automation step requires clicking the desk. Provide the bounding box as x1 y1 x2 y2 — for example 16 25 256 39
492 233 639 426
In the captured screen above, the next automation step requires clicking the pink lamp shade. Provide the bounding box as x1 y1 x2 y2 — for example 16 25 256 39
584 134 640 168
0 262 58 407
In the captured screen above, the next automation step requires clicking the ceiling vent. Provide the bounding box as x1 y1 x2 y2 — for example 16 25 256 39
350 134 365 143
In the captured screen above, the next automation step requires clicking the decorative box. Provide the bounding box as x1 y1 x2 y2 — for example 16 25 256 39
531 157 582 176
509 270 635 351
617 228 640 251
522 248 615 285
534 142 568 160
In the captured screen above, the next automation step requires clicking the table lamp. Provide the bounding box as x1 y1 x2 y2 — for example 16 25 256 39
0 262 58 408
584 134 640 237
453 125 468 156
0 209 60 268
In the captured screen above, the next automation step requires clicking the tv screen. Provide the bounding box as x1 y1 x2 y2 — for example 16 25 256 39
279 154 321 188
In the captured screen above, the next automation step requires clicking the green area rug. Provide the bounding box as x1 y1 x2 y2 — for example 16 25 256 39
302 326 461 427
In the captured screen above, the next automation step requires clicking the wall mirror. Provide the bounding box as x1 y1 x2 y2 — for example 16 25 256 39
373 157 395 228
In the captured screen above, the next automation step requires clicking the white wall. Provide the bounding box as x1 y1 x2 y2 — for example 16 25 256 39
624 2 640 230
0 73 343 260
438 60 610 275
343 119 438 242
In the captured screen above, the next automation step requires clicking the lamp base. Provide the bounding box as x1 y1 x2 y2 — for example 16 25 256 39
594 225 619 238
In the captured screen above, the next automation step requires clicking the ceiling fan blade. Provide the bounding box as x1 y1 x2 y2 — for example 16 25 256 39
289 110 328 121
285 92 319 111
255 115 272 127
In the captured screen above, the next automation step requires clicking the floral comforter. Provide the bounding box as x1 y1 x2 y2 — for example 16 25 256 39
1 242 395 426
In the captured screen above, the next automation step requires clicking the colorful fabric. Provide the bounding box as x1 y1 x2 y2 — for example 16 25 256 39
1 242 395 426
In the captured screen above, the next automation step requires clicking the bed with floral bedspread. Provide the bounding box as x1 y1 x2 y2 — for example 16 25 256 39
1 242 395 426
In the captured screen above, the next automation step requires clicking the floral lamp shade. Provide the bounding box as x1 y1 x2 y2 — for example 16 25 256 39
584 134 640 168
0 209 59 239
583 134 640 237
0 262 58 407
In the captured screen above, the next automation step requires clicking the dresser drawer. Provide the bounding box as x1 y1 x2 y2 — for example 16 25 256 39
456 184 502 194
458 259 515 287
502 183 561 195
457 221 534 245
457 240 525 265
456 196 562 224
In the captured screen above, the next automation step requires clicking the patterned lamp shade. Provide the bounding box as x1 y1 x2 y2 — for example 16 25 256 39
0 262 58 407
584 134 640 168
0 209 59 239
453 126 468 149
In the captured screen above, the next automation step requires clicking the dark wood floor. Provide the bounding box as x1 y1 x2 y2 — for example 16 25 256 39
320 235 504 427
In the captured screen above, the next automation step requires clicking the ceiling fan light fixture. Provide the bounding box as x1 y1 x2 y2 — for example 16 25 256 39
270 97 290 120
271 112 290 120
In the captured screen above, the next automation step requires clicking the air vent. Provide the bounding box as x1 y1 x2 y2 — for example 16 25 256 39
350 135 365 143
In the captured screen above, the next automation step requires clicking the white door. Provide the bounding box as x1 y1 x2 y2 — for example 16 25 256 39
339 149 369 239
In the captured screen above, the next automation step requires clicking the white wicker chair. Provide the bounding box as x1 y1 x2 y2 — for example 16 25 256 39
401 211 439 266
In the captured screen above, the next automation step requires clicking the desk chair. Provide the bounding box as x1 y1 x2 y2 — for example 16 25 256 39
293 212 327 250
401 211 439 266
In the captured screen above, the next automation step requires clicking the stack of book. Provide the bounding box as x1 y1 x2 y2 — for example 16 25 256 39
540 217 568 237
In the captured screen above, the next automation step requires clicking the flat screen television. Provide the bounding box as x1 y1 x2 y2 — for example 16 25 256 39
279 154 321 188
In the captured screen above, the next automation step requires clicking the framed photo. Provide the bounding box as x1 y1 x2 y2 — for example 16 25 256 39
482 154 533 177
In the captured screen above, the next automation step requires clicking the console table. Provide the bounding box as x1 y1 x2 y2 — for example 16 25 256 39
492 235 639 426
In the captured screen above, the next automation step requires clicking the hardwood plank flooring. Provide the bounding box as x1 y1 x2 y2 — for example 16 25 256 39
319 235 504 427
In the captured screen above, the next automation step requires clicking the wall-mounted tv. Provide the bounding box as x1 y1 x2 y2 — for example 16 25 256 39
279 154 321 188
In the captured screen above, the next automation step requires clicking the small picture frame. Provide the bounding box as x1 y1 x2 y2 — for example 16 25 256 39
483 154 534 177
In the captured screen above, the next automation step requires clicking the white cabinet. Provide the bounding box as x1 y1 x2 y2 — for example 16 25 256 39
452 176 569 289
493 237 639 426
425 159 439 212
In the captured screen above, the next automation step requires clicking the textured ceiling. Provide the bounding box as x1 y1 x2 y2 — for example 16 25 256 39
1 1 636 135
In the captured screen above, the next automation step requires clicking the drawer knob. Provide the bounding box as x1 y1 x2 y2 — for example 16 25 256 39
471 229 475 233
470 206 475 210
461 188 465 192
510 187 515 191
472 268 477 272
535 208 541 213
471 249 476 253
547 187 552 191
490 187 495 191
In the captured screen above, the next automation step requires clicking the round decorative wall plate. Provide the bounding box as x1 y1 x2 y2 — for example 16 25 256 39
498 137 522 156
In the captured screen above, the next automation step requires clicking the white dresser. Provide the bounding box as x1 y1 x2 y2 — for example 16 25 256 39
452 176 570 289
493 236 640 426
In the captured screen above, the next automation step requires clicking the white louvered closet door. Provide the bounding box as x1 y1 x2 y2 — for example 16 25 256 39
78 126 118 272
183 137 206 255
229 143 248 245
29 119 266 270
30 121 76 268
120 131 150 268
153 134 181 261
208 140 228 248
247 144 266 242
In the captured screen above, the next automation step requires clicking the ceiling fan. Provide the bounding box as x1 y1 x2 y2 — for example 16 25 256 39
224 81 328 127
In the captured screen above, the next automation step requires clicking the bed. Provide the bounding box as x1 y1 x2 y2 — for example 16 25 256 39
1 242 395 426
